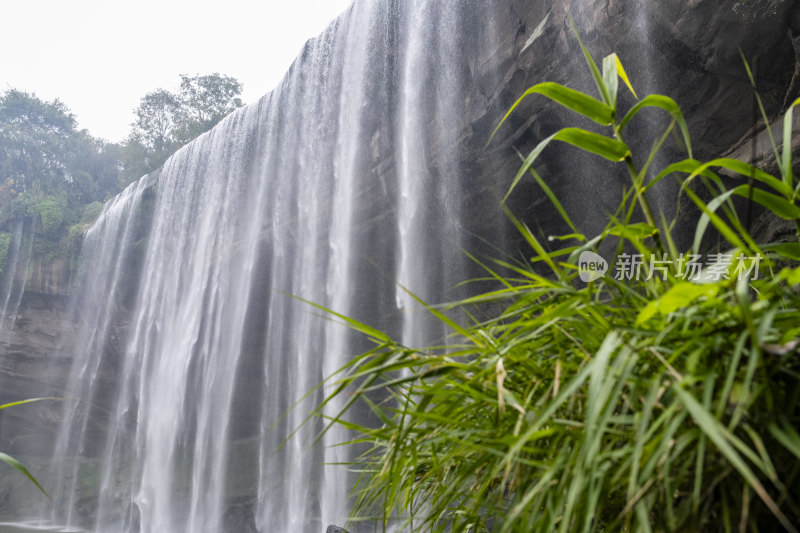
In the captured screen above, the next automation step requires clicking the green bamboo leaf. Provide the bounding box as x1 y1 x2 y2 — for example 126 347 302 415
492 82 614 143
504 129 628 205
619 95 692 158
608 222 657 240
694 158 791 197
781 97 800 187
781 264 800 284
731 185 800 220
694 375 716 513
602 53 620 110
505 208 563 280
499 332 622 475
0 397 60 411
552 128 630 162
769 420 800 461
764 242 800 261
643 159 716 193
0 452 49 498
527 167 581 236
627 382 660 504
569 16 612 106
639 121 676 186
503 132 556 203
673 386 797 533
288 294 390 343
615 54 638 100
740 50 780 161
688 187 748 255
549 233 585 242
397 283 486 348
636 283 719 326
743 424 778 482
567 234 604 265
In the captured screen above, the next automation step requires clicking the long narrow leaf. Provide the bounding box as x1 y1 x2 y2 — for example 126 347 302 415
553 128 630 161
0 397 60 411
782 97 800 186
492 82 614 143
731 185 800 220
618 94 692 158
673 386 797 533
527 167 581 235
0 452 49 498
615 54 638 100
602 53 620 110
569 15 611 105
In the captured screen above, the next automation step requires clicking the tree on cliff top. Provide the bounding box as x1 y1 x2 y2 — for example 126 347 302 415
125 73 244 180
0 89 122 232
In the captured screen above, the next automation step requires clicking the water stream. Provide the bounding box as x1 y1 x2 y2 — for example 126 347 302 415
0 220 34 344
45 1 506 531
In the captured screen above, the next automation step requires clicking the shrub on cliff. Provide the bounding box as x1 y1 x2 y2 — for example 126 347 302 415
32 197 64 234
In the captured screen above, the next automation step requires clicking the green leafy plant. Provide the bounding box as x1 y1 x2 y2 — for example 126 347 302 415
0 398 56 498
33 197 64 234
80 201 105 225
309 31 800 533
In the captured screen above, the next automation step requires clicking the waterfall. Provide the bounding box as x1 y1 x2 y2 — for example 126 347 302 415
0 0 783 531
45 1 514 531
0 220 34 344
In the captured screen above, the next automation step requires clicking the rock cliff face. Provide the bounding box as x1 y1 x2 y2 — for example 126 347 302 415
0 0 797 528
0 238 76 456
487 0 797 240
0 291 73 451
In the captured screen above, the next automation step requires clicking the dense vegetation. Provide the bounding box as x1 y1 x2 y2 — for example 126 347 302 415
0 74 243 272
313 40 800 532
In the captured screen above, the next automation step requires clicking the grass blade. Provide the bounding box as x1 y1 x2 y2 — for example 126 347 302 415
0 452 49 498
673 385 797 533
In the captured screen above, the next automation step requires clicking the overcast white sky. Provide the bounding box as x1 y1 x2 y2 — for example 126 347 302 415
1 0 353 142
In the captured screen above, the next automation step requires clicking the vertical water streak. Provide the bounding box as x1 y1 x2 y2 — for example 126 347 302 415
0 222 24 336
122 102 268 533
253 26 339 528
0 220 34 344
395 0 468 348
320 0 382 527
632 0 658 95
50 177 150 529
252 34 331 532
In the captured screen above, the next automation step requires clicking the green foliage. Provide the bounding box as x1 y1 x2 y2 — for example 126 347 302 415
124 73 244 181
0 88 123 250
0 90 75 208
33 197 64 234
0 75 241 284
1 75 244 241
0 231 10 272
67 201 106 241
130 88 181 155
80 201 104 225
310 39 800 532
176 73 244 140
